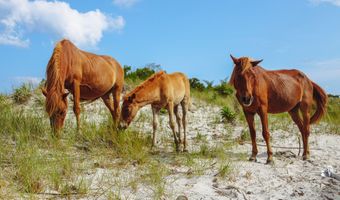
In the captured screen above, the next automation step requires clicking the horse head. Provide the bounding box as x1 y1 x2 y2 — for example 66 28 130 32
42 87 69 133
230 55 262 107
119 93 140 129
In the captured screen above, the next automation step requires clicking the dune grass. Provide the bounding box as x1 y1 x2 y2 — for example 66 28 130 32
0 91 236 199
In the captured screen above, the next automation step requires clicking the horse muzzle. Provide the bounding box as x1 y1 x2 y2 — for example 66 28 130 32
241 96 254 107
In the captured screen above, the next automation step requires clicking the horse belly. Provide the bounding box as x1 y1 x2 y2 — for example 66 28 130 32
267 95 300 113
79 85 109 100
79 74 115 100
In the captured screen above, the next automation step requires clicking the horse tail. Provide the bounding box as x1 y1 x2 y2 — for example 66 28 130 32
188 97 193 112
310 82 328 124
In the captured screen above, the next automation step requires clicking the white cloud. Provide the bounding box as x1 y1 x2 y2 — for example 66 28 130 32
303 58 340 80
14 76 42 85
113 0 139 8
0 0 125 48
302 58 340 94
309 0 340 6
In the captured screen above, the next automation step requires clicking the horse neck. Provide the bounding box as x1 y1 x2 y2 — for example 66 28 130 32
134 85 160 107
45 42 68 115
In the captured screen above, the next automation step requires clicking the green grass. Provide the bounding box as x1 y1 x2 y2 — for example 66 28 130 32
220 106 236 123
322 97 340 134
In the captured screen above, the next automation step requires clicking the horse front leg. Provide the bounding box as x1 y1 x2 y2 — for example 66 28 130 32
112 85 122 128
73 80 81 130
258 107 273 164
245 112 257 161
151 106 160 149
167 102 180 152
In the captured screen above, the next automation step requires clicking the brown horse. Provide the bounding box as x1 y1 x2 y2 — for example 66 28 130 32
42 39 124 134
119 71 191 152
229 55 327 163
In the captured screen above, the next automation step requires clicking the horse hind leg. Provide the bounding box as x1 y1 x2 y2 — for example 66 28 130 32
300 103 312 160
288 105 304 157
167 101 180 152
181 98 189 152
174 105 182 146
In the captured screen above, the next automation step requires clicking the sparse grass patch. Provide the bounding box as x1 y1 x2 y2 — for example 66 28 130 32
220 106 236 123
12 83 33 104
236 129 250 144
143 161 168 199
217 162 232 178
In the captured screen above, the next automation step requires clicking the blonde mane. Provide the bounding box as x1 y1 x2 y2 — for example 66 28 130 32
124 71 166 99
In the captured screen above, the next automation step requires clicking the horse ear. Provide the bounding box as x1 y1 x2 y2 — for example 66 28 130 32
230 54 239 65
62 92 69 100
251 59 263 67
41 88 47 97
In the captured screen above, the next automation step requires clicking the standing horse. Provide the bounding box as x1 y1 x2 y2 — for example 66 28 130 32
42 39 124 134
229 55 327 163
119 71 191 152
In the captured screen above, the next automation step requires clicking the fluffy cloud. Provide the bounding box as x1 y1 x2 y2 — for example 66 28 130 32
309 0 340 6
0 0 125 47
113 0 139 8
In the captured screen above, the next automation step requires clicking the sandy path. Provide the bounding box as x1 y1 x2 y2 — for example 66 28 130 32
74 99 340 200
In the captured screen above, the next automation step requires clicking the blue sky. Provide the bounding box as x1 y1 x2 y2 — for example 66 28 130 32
0 0 340 94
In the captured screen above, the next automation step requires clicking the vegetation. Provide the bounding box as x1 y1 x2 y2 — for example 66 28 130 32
323 96 340 134
0 86 235 198
124 63 161 82
12 83 33 104
1 65 339 198
220 106 236 123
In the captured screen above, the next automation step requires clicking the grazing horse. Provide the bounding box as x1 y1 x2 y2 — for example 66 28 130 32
42 39 124 134
229 55 327 163
119 71 191 152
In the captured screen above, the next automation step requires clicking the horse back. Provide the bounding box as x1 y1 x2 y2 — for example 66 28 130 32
161 72 190 104
257 68 312 113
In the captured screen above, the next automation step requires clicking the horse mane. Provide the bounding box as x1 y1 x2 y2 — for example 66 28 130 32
124 71 166 100
45 39 77 116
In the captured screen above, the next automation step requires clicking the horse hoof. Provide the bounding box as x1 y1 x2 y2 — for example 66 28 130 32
303 155 310 161
266 159 274 165
249 157 257 162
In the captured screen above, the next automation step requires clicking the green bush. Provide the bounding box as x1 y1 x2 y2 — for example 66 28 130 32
220 106 236 123
189 78 205 91
214 80 234 96
124 63 161 81
12 83 32 104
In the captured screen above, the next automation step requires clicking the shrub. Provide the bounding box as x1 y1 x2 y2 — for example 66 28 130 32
12 83 32 104
214 80 233 96
124 63 162 81
220 106 236 123
189 78 205 91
